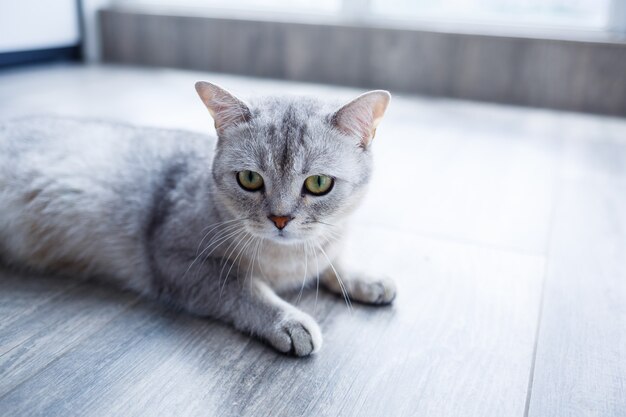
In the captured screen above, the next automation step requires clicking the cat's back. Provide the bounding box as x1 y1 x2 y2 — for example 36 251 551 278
1 116 134 160
0 116 213 287
0 116 209 171
0 116 213 188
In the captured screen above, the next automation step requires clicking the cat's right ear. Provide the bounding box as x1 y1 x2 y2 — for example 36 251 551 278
195 81 251 135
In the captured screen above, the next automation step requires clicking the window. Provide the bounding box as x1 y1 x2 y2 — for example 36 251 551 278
371 0 612 30
116 0 341 15
116 0 625 35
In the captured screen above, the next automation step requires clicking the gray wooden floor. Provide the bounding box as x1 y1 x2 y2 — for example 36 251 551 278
0 64 624 417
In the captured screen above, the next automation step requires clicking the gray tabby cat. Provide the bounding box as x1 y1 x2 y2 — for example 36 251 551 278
0 82 395 356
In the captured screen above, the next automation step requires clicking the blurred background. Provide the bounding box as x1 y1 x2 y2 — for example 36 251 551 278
1 0 625 114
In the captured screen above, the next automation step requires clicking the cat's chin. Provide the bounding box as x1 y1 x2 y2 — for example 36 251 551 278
269 233 303 245
253 230 307 245
247 225 318 245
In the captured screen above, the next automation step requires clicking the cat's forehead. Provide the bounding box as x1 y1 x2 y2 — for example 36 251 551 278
249 99 338 171
218 96 360 179
251 97 328 128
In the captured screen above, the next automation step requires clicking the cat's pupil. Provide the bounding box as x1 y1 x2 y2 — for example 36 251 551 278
247 172 254 182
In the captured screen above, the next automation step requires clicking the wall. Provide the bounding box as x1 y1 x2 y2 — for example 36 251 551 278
0 0 80 53
99 8 626 116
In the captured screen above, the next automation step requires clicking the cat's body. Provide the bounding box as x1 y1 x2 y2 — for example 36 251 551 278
0 117 337 292
0 83 395 356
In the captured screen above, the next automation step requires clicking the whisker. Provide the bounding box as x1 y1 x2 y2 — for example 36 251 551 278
244 237 261 287
295 241 308 306
192 222 245 268
193 228 246 282
317 240 352 312
310 240 320 314
217 229 250 293
195 217 249 255
256 237 269 282
235 233 255 279
312 219 338 228
183 225 244 280
182 226 240 280
223 232 256 296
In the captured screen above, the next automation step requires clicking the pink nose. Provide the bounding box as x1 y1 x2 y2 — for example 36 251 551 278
268 215 292 230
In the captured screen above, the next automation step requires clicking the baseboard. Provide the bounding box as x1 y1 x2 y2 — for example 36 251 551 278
0 46 82 69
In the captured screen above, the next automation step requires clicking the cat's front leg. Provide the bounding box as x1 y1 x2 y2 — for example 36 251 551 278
233 278 323 356
320 261 397 305
162 262 322 356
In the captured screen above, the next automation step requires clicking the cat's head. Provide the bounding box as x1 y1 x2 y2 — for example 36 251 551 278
195 81 390 244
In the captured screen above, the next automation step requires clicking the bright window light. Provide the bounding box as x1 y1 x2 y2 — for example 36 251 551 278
371 0 611 30
117 0 620 32
120 0 341 14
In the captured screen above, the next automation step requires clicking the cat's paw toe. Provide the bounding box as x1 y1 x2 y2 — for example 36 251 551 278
267 313 322 357
353 276 397 305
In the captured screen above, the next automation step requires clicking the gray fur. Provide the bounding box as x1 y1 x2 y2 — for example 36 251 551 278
0 84 395 356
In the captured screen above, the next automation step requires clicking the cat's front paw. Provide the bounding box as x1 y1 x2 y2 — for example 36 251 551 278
264 311 322 357
323 272 397 305
349 275 397 305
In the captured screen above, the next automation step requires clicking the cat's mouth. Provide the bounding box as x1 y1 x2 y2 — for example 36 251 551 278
276 229 299 241
245 221 311 244
250 227 304 244
271 229 300 244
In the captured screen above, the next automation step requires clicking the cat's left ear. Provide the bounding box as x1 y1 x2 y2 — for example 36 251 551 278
195 81 251 135
331 90 391 148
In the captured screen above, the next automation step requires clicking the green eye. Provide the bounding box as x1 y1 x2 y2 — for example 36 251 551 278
237 170 264 191
304 175 334 196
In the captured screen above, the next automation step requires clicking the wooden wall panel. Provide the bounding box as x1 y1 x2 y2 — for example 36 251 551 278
99 8 626 116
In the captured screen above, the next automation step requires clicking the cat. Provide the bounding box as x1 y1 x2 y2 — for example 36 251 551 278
0 82 396 356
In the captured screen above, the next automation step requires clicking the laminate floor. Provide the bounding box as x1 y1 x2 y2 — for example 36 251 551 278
0 64 624 417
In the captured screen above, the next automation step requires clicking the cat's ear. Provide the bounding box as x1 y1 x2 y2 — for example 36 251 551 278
195 81 251 134
331 90 391 148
